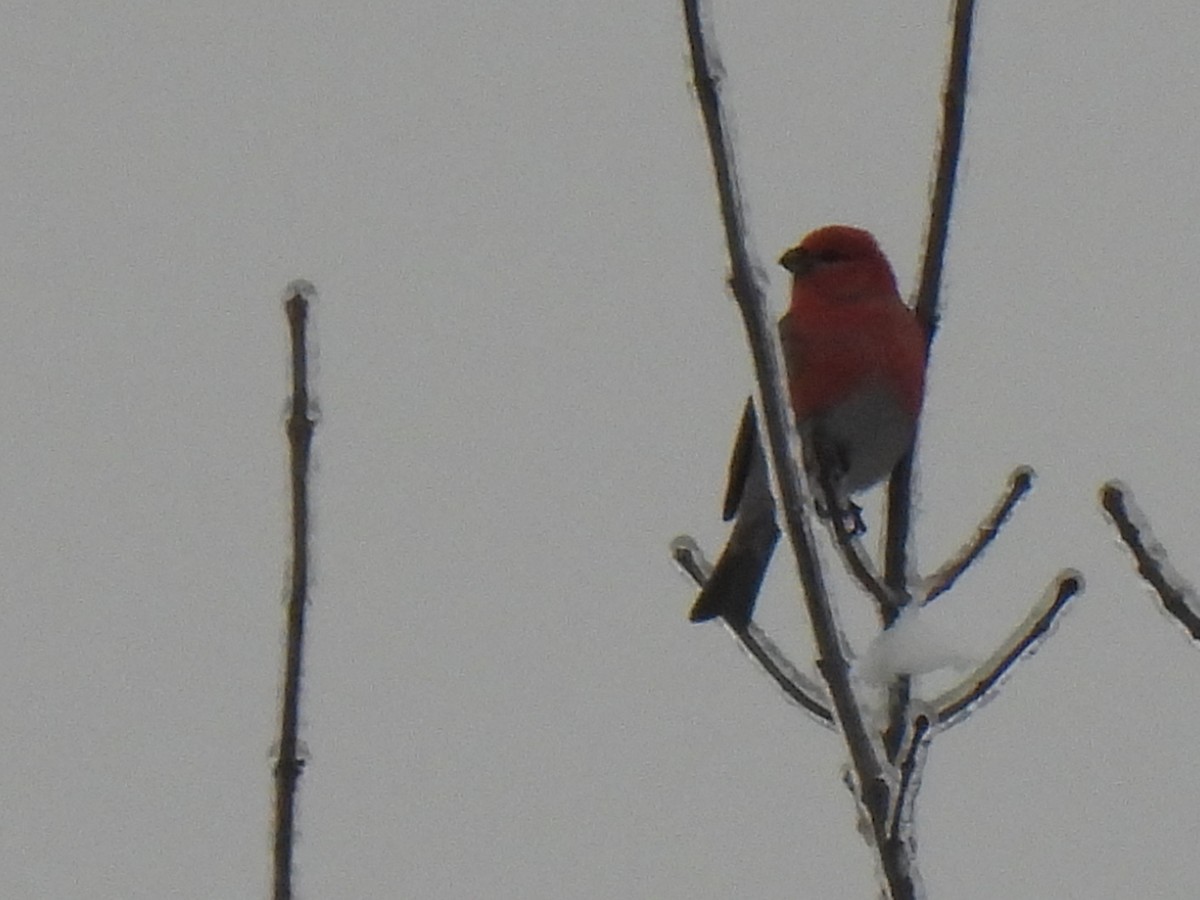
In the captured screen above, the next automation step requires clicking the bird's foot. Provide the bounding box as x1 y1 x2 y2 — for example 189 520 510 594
814 498 867 537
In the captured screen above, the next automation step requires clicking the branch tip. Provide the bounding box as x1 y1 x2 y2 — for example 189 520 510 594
924 465 1035 604
668 537 833 722
933 569 1082 726
1101 480 1200 641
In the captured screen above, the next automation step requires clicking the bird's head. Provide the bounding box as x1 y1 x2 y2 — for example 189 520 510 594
779 225 898 302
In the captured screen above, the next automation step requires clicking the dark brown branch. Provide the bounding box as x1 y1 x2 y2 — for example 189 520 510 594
831 523 899 611
889 713 931 846
738 623 835 726
933 572 1082 725
273 281 317 900
883 452 919 614
1101 481 1200 641
672 538 833 724
682 0 888 786
671 535 709 586
884 0 977 593
812 450 902 614
923 467 1035 605
680 1 900 882
876 0 977 834
913 0 975 339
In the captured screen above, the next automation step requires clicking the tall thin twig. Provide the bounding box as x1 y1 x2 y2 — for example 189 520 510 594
680 1 907 893
880 0 977 782
884 0 977 593
923 467 1034 605
273 281 317 900
1102 482 1200 641
888 713 931 846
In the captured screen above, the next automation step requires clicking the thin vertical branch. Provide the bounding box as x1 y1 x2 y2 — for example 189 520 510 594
273 282 317 900
680 2 908 895
881 0 977 792
884 0 976 589
889 713 931 842
914 0 976 338
1102 482 1200 641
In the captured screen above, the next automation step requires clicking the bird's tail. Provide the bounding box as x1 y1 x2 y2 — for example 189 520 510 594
689 399 780 628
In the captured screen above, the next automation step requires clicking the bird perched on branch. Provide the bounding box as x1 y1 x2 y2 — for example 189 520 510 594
689 225 927 628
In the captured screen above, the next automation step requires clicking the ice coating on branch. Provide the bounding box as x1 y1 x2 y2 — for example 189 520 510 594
855 604 972 684
283 279 318 304
669 534 711 584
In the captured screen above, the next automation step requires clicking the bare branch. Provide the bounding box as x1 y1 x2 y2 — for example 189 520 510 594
915 0 976 338
671 538 833 725
671 535 710 586
889 711 932 843
682 0 892 812
1101 481 1200 641
273 280 318 900
877 0 978 832
740 624 835 727
831 523 899 610
932 572 1083 726
812 453 904 613
884 0 977 593
680 0 897 873
923 467 1035 605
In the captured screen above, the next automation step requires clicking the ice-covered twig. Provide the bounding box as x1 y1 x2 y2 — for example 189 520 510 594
931 571 1083 725
274 282 318 900
670 535 709 585
812 450 904 614
680 0 896 874
679 0 981 894
1101 481 1200 641
877 0 978 822
740 624 834 727
923 467 1035 605
884 0 977 592
671 538 833 725
889 711 931 842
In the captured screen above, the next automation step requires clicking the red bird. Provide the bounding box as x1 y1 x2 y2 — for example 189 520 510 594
690 226 927 627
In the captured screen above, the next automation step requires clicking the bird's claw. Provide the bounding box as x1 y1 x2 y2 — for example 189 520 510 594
814 498 867 537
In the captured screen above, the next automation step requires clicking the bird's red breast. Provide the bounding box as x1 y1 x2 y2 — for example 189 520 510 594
778 226 927 491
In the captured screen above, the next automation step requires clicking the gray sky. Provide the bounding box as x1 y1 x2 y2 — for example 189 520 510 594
3 2 1200 898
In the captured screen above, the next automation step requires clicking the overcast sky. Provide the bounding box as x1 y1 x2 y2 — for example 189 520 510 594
3 2 1200 898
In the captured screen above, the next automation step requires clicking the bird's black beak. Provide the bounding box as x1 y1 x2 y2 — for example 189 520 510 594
778 246 815 276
